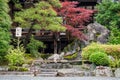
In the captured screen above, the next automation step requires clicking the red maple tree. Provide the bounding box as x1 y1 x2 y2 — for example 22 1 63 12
56 1 94 40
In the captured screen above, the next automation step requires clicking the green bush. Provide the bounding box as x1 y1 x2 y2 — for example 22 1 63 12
109 59 120 68
24 54 34 65
6 47 25 66
8 66 28 71
64 52 77 60
81 43 120 60
8 66 18 71
18 67 28 71
27 36 46 58
81 43 104 60
89 52 110 66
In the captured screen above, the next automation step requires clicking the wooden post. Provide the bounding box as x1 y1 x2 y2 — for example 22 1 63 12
54 39 57 54
54 32 57 54
58 41 61 54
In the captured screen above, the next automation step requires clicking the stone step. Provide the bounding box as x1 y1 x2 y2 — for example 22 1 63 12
40 69 58 72
40 72 57 74
37 72 57 77
0 71 33 75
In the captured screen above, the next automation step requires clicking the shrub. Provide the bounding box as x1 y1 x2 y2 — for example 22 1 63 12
27 36 46 58
64 52 77 60
81 43 120 60
102 45 120 58
89 52 110 66
81 43 104 60
6 47 25 66
8 66 18 71
24 54 34 65
18 67 28 71
109 59 120 68
8 66 28 71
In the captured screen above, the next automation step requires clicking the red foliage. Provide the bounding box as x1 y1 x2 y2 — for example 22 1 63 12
56 1 94 40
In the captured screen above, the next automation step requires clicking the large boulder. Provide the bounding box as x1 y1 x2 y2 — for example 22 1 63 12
94 66 113 77
86 22 110 44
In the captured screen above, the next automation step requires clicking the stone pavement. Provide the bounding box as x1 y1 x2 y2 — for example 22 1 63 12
0 75 120 80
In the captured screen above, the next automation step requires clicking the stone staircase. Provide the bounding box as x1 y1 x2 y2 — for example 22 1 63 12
36 69 58 77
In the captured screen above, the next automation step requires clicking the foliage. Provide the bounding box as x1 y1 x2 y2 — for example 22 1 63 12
0 0 12 30
64 52 77 60
89 52 110 66
102 44 120 58
108 22 120 44
14 1 66 32
48 0 61 8
18 67 28 71
81 43 120 60
81 43 104 60
27 36 46 57
95 0 120 27
24 54 34 65
8 66 28 71
0 28 10 59
95 0 120 44
8 66 18 71
0 0 11 63
6 47 25 66
40 53 51 59
109 58 120 68
56 1 94 40
63 40 78 52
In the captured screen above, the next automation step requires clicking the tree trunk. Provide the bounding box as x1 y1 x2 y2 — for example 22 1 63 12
54 39 57 54
58 41 61 54
24 25 33 48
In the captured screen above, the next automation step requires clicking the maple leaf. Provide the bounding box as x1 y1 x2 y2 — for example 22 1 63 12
56 0 94 40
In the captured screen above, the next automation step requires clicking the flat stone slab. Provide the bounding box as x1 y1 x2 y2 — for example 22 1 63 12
0 76 119 80
0 72 33 75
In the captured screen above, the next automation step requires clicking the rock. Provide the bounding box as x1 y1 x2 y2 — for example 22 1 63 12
48 53 65 63
48 53 65 60
66 52 72 55
114 68 120 77
57 69 85 77
22 64 29 68
86 22 110 44
108 55 115 61
59 52 65 60
48 54 60 60
57 72 65 77
0 66 8 71
94 66 113 77
81 64 91 70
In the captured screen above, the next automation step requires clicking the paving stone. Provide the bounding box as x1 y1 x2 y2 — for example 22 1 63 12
0 75 120 80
